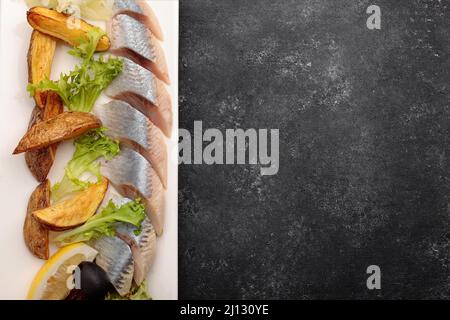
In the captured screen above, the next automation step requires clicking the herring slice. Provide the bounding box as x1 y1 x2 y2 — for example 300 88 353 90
101 147 165 236
112 0 164 41
116 217 156 285
94 100 168 188
107 13 169 84
90 235 134 296
105 57 172 137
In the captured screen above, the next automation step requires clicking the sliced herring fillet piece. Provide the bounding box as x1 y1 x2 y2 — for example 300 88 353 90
116 217 157 285
108 13 170 84
101 147 165 236
90 236 134 296
94 100 168 188
112 0 164 41
105 57 172 137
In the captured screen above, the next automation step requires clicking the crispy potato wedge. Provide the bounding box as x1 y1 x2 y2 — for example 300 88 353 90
25 92 64 182
13 111 101 154
27 7 110 52
27 30 56 108
24 180 50 259
42 91 64 120
33 179 108 231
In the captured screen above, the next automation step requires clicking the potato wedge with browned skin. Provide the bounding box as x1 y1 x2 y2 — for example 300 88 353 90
42 91 64 120
13 111 101 154
27 7 110 52
24 180 50 260
25 107 55 182
25 92 64 182
33 179 108 231
28 30 56 108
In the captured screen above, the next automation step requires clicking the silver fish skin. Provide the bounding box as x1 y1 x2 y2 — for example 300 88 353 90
90 236 134 296
101 147 165 236
105 58 172 137
112 0 164 41
116 217 157 285
113 0 142 14
107 58 156 105
108 13 169 84
94 100 168 187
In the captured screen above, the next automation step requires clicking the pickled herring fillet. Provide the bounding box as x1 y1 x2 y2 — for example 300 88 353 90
116 217 156 285
94 100 168 188
105 57 172 137
90 235 134 296
101 148 165 236
112 0 164 41
108 13 169 84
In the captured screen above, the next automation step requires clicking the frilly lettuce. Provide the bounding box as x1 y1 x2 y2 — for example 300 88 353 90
51 127 120 202
27 28 122 112
106 282 152 300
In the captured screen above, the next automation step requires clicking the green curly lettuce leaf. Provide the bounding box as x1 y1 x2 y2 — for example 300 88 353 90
51 127 120 202
106 281 152 300
27 27 122 112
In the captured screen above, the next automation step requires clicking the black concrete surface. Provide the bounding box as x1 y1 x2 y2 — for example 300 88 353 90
179 0 450 299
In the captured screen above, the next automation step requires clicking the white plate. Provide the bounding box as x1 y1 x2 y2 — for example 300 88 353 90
0 0 178 300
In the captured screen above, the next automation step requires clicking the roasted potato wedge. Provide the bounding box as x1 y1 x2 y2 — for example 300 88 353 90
42 91 64 120
27 7 110 52
25 92 64 182
33 179 108 230
28 30 56 108
13 111 101 154
24 180 50 259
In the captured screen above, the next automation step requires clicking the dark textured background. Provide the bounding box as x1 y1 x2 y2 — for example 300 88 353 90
178 0 450 299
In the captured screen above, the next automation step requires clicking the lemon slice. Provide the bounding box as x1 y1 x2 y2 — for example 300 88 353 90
27 243 98 300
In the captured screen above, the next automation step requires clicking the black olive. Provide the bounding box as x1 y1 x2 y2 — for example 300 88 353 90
65 289 88 300
77 261 114 300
